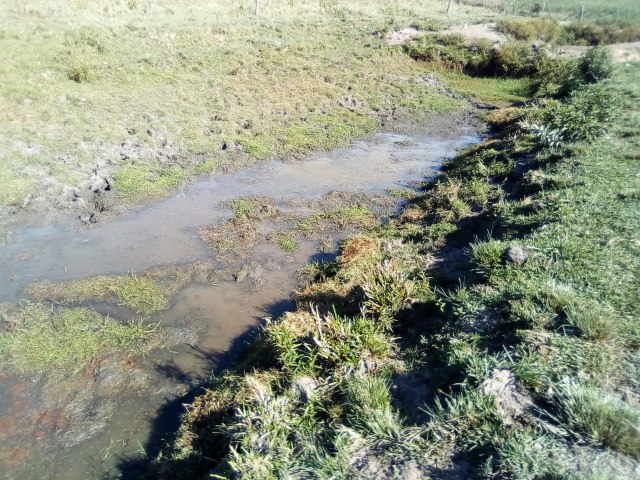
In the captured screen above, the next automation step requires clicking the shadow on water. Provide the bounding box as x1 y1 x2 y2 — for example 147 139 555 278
111 287 303 479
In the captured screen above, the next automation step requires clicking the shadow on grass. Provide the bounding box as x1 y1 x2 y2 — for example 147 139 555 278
111 250 339 479
110 294 295 480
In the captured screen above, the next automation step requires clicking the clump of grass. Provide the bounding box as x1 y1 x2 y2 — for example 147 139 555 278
405 35 540 78
497 17 640 45
468 237 504 276
497 17 563 43
339 235 380 263
266 308 391 376
489 430 572 479
524 82 620 145
273 231 299 253
576 45 614 84
67 55 93 82
362 260 420 324
225 196 279 220
24 274 169 314
563 302 615 341
386 188 418 199
231 199 252 219
112 164 188 201
552 381 640 458
297 260 337 287
561 20 640 45
0 303 161 374
198 217 261 254
344 374 404 440
294 205 375 236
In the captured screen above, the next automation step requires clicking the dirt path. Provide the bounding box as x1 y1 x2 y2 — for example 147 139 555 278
441 22 507 44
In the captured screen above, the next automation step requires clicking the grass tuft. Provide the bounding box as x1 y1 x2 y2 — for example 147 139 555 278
24 274 170 314
0 304 160 374
552 381 640 458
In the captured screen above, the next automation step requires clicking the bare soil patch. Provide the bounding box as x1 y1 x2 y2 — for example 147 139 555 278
441 23 507 45
555 41 640 62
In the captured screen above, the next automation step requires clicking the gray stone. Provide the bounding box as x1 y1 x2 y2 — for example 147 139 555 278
234 266 249 283
504 246 527 265
291 376 317 402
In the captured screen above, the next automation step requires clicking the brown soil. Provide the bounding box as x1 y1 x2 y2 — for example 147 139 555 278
386 27 425 46
440 23 507 44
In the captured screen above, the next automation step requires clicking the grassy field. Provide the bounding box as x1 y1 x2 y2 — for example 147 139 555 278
0 0 500 213
2 0 635 214
144 35 640 479
464 0 639 22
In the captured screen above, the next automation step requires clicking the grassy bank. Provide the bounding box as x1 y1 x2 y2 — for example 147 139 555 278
146 42 639 478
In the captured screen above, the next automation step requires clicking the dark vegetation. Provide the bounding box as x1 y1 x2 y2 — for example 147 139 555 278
497 16 640 45
141 34 639 479
404 25 623 84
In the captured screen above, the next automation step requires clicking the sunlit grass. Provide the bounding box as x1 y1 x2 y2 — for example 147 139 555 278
0 304 161 374
24 274 170 314
0 0 485 206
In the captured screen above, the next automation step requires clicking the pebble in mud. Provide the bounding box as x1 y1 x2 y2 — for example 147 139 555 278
234 265 250 283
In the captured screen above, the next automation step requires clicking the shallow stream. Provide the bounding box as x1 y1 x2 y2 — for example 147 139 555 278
0 120 479 479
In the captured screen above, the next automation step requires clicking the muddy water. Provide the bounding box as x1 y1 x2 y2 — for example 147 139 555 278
0 122 479 479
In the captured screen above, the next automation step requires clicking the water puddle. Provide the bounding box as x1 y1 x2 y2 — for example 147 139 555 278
0 121 479 479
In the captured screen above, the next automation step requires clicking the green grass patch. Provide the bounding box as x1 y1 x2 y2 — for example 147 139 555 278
294 205 375 235
0 304 160 374
0 162 32 206
273 231 299 253
24 274 170 314
438 69 533 102
112 164 188 201
553 381 640 457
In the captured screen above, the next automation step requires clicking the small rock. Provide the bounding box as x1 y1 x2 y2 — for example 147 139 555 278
504 246 527 265
291 376 317 402
234 266 249 283
258 204 279 218
93 189 111 213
